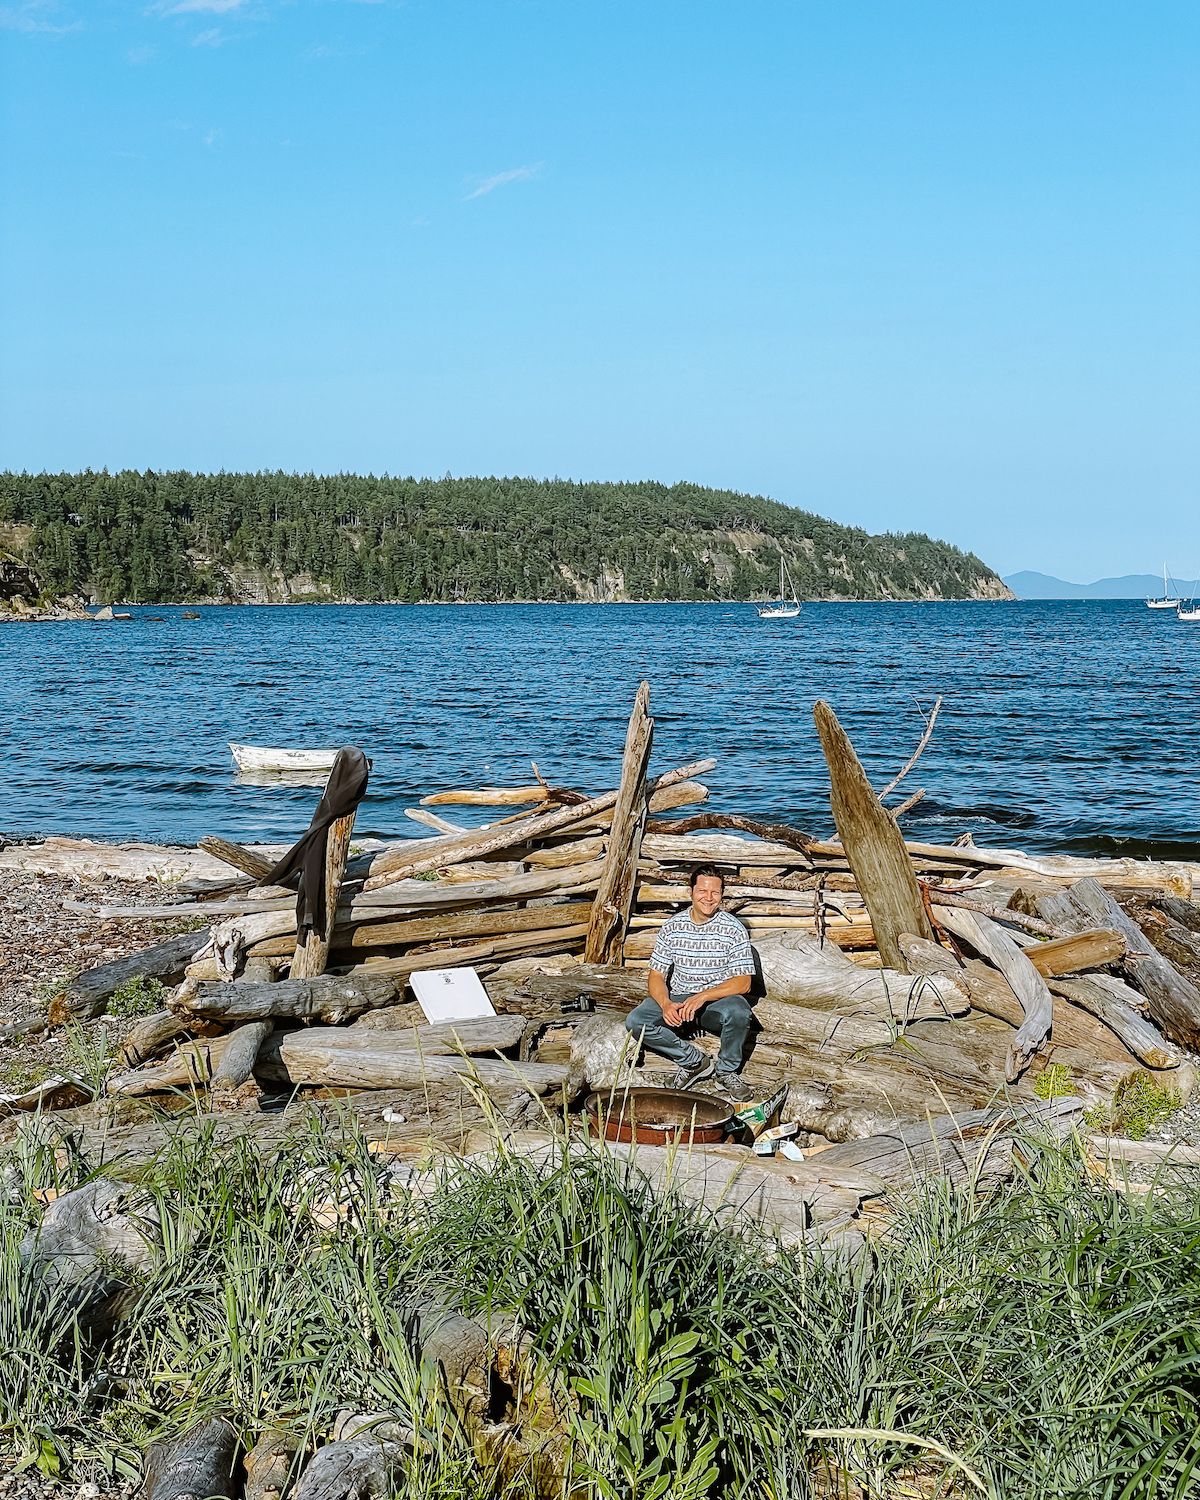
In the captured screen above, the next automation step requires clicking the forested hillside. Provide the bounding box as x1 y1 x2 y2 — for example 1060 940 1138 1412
0 471 1011 604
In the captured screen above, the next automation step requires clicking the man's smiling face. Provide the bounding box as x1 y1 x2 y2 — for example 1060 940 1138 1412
691 874 724 921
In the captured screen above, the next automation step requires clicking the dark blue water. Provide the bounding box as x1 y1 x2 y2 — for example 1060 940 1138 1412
3 601 1198 856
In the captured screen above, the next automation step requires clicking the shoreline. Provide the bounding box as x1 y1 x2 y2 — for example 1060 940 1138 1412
2 592 1017 621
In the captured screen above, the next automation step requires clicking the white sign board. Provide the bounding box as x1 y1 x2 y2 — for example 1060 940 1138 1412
409 966 497 1024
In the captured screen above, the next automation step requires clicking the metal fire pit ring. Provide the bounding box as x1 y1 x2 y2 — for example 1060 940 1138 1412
586 1087 733 1146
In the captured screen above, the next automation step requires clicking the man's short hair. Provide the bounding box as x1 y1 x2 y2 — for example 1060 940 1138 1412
688 862 725 891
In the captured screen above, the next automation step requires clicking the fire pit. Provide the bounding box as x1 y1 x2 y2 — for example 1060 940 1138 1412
586 1086 733 1145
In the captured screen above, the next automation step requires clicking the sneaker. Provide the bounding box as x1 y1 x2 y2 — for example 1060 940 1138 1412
717 1071 755 1103
667 1056 716 1091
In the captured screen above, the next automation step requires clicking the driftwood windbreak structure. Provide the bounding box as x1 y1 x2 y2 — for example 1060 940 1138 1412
4 680 1199 1130
8 680 1200 1494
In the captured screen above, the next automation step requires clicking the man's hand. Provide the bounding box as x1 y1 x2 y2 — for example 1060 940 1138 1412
674 994 707 1023
661 1000 687 1027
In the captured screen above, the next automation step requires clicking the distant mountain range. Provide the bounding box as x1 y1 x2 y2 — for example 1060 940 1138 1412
1005 570 1200 600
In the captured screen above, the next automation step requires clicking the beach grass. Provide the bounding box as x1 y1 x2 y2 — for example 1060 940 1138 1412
2 1117 1199 1499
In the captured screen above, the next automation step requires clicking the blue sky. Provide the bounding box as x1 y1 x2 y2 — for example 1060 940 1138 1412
1 0 1196 580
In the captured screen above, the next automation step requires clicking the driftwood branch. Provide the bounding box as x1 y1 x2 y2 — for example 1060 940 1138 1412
876 695 942 802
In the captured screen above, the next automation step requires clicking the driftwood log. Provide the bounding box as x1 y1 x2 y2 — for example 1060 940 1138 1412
172 973 400 1025
752 932 966 1019
144 1419 242 1500
584 681 652 964
243 1430 306 1500
46 928 211 1025
899 936 1175 1069
361 759 715 890
934 907 1053 1080
20 1177 158 1332
812 700 933 968
1039 879 1200 1048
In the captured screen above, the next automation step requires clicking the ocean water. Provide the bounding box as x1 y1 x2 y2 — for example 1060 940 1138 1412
2 600 1198 857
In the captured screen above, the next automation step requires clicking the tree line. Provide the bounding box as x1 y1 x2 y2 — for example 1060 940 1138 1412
0 471 1005 604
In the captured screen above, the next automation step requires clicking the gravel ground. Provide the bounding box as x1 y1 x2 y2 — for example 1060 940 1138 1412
0 868 202 1094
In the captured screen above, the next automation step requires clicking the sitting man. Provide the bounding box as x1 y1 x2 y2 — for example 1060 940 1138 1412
625 862 756 1101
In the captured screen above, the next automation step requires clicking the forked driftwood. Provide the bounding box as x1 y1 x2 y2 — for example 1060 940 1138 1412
875 695 942 802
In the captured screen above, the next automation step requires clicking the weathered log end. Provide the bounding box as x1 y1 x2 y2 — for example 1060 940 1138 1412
143 1416 241 1500
812 700 934 969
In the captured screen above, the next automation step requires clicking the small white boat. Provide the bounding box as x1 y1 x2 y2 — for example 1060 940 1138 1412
1177 602 1200 622
1147 563 1182 609
757 555 802 619
229 742 340 773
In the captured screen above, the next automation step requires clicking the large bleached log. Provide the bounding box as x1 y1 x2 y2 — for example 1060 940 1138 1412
244 900 595 959
106 1018 545 1097
350 860 605 913
1058 878 1200 1049
173 973 400 1024
585 681 653 964
144 1419 242 1500
934 907 1053 1081
753 932 966 1020
0 836 263 883
49 928 212 1024
361 923 590 981
899 937 1145 1064
800 837 1198 894
336 900 595 952
361 759 715 891
812 700 933 968
257 1029 566 1096
1048 974 1186 1070
641 832 814 865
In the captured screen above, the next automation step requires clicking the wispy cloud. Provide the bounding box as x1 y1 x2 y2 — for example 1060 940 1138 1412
191 25 225 44
202 127 221 147
463 162 543 202
0 0 79 34
306 41 367 60
161 0 250 15
127 42 156 63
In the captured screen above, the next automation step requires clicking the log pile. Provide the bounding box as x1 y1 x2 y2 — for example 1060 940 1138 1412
4 681 1200 1161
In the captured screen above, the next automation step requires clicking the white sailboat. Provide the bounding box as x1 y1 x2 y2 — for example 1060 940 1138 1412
756 556 802 619
1178 601 1200 622
1146 563 1181 609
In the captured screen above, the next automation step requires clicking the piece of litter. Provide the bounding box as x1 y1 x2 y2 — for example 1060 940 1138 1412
381 1108 407 1125
779 1141 806 1162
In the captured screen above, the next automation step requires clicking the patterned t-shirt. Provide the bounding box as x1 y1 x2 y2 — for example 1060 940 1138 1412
648 909 755 997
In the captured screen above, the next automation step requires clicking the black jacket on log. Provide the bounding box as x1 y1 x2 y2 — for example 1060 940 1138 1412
263 746 369 939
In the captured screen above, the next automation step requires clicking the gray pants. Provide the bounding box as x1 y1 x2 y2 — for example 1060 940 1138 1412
625 992 753 1074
